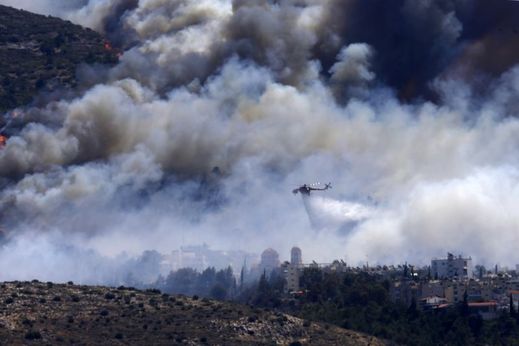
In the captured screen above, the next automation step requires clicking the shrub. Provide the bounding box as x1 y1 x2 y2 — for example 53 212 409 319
100 310 109 316
7 35 19 43
192 295 199 301
115 333 123 339
22 318 33 326
104 292 115 300
4 297 14 304
247 315 257 323
25 331 42 340
52 296 61 302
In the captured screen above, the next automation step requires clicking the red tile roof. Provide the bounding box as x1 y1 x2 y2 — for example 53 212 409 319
468 301 497 307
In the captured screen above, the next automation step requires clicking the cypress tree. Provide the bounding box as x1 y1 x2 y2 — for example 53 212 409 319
510 294 516 317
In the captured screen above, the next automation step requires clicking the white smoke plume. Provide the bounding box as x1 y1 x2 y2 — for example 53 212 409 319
1 0 519 283
302 195 375 231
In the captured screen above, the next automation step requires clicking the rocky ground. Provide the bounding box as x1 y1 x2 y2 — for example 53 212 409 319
0 281 385 345
0 5 119 112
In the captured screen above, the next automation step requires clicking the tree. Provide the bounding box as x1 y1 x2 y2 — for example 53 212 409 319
258 270 270 295
198 267 216 295
35 78 45 89
475 265 486 280
468 314 484 338
459 290 469 317
210 284 227 300
407 297 418 320
511 294 516 318
164 268 197 295
445 317 475 345
240 265 245 289
300 267 323 303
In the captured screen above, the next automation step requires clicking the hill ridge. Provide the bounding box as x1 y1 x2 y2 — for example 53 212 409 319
0 280 384 345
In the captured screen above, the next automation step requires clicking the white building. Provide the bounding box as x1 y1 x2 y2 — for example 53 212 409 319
291 247 302 266
431 253 473 280
284 264 301 293
284 247 303 293
260 248 280 273
166 244 255 273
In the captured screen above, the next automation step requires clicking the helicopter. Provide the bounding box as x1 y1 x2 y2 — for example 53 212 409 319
292 182 332 196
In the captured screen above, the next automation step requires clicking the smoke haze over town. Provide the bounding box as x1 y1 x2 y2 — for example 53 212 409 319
2 0 519 283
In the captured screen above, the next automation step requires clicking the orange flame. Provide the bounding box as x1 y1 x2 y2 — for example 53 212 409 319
0 135 7 148
104 41 113 51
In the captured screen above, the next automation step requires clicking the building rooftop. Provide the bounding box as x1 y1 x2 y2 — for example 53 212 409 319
468 301 497 307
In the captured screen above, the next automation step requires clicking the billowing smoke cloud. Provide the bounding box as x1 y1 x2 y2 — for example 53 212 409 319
329 43 375 100
315 0 519 100
345 166 519 265
1 0 519 283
